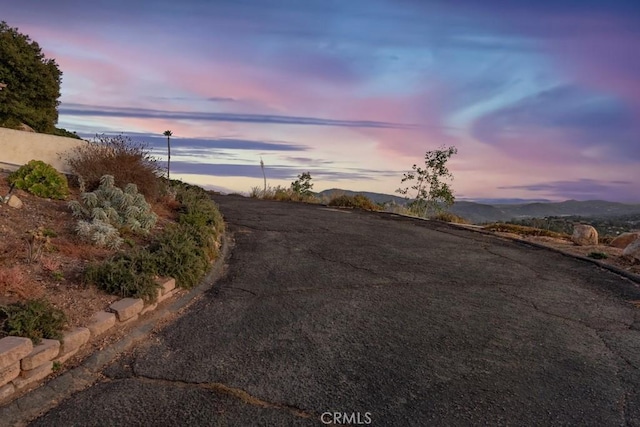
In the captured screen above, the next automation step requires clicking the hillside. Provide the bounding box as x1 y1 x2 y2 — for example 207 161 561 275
318 189 640 224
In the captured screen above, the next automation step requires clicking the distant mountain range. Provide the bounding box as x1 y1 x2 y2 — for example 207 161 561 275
318 189 640 224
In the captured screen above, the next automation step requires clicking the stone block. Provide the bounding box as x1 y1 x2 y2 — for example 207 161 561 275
12 361 52 390
623 239 640 262
21 339 60 370
158 288 179 303
0 383 15 401
0 336 33 370
0 362 20 387
155 277 176 295
87 311 116 337
7 195 23 209
53 348 78 365
110 298 144 321
120 314 139 325
60 327 90 355
141 303 158 316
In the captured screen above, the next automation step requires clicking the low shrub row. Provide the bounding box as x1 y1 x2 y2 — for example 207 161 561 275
483 223 570 239
0 299 67 343
250 185 318 203
85 183 224 301
328 194 379 211
430 212 470 224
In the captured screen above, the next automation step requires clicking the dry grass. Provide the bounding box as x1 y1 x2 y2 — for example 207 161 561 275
0 265 40 300
430 212 470 224
483 223 571 239
40 256 61 272
328 194 379 211
250 185 319 203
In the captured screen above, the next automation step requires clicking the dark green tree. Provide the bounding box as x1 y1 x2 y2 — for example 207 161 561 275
0 21 62 133
291 172 313 197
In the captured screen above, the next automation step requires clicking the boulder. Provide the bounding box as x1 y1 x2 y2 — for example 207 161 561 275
610 232 640 249
6 195 23 209
571 224 598 246
623 239 640 262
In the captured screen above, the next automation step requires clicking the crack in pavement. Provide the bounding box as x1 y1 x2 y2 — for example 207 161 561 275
483 246 546 278
497 286 637 425
127 375 317 421
306 248 381 276
230 223 335 235
221 281 408 299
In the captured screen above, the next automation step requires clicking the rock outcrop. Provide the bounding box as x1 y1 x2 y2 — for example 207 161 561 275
6 195 23 209
610 232 640 249
623 239 640 262
571 224 598 246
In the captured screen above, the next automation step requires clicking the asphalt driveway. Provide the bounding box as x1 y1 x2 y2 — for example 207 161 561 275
27 196 640 426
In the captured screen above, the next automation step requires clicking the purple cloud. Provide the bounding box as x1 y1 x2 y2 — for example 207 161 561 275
61 104 415 129
471 85 639 163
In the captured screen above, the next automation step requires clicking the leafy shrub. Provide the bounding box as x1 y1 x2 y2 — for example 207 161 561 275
328 194 379 211
430 212 469 224
85 249 159 301
85 181 224 295
53 127 81 139
291 172 313 197
65 134 163 199
149 224 211 289
176 187 223 230
0 299 67 343
587 251 608 259
69 175 158 249
75 220 123 250
8 160 69 199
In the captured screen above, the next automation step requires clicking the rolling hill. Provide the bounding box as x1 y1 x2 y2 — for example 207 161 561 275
318 189 640 224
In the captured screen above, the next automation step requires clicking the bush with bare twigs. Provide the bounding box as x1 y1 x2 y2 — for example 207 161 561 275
64 134 163 199
0 266 29 299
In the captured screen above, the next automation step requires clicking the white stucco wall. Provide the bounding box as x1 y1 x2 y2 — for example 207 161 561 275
0 127 86 173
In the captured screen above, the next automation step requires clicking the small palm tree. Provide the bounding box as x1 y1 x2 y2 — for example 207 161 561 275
260 157 266 196
163 130 173 180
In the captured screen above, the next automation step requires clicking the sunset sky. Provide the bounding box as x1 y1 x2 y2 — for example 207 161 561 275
3 0 640 202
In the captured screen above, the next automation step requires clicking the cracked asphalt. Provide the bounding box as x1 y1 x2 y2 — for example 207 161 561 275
29 196 640 426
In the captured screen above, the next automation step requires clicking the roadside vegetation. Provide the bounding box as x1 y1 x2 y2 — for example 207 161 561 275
0 299 66 344
504 215 640 240
0 136 224 342
248 152 469 220
397 146 458 217
430 211 469 224
250 171 382 211
250 171 318 203
328 194 380 211
482 223 571 239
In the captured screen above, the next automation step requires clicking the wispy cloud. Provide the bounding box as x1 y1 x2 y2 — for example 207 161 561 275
61 103 416 129
170 161 400 181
